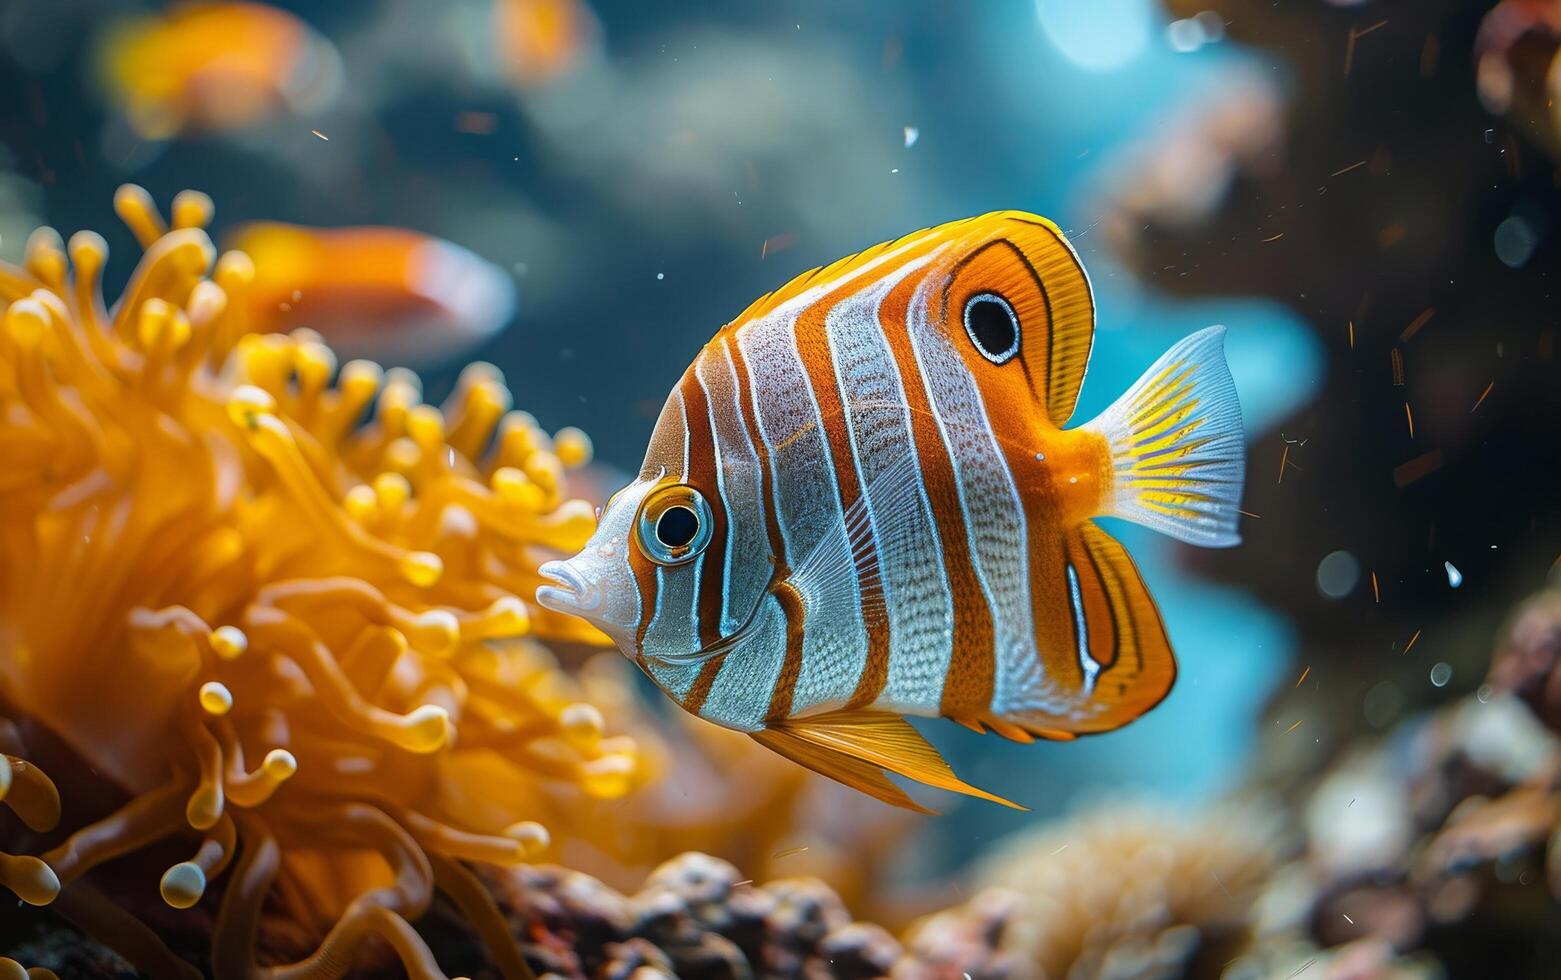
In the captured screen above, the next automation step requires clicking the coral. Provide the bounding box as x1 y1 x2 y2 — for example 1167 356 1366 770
0 188 638 978
1225 585 1561 979
900 803 1280 980
475 851 907 979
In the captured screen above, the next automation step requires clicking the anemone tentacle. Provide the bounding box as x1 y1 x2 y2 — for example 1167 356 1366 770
0 188 635 978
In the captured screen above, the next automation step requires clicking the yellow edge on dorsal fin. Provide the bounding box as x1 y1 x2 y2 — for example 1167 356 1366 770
770 709 1027 811
750 728 935 814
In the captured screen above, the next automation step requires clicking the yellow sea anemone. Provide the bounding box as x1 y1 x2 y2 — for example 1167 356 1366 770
0 187 637 978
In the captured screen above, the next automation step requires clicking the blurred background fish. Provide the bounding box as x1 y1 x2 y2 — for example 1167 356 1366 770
225 222 517 364
497 0 599 87
94 1 342 140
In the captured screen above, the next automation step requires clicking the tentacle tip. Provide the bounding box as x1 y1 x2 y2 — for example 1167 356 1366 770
160 862 207 909
5 299 49 348
580 752 636 799
553 426 594 468
400 551 444 587
504 820 551 858
198 681 234 716
560 702 605 744
401 704 452 752
2 856 60 906
209 625 248 660
170 189 215 230
483 595 531 638
414 609 460 653
262 748 298 780
185 788 223 831
226 385 277 430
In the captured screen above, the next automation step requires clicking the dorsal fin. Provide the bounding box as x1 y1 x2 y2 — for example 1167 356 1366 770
934 211 1096 425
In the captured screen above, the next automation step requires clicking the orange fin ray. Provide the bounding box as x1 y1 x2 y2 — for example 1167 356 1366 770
765 709 1026 811
750 727 934 814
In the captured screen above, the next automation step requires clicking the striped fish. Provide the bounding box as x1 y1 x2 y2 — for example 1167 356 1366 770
537 212 1245 811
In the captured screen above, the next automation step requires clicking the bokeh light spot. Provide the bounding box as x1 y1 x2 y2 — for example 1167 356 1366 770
1317 550 1361 599
1036 0 1152 71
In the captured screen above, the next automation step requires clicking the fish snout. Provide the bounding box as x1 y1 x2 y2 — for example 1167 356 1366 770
536 558 604 616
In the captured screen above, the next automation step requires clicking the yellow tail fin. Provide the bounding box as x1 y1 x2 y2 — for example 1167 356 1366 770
1082 325 1245 547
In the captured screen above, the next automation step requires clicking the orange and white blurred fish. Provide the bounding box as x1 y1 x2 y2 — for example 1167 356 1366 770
496 0 599 88
225 223 516 365
98 2 341 139
536 213 1246 811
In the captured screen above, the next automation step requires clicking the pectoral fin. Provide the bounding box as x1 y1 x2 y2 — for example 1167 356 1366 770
758 709 1026 811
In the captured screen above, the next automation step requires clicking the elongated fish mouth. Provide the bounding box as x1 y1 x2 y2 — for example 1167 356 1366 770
536 559 603 616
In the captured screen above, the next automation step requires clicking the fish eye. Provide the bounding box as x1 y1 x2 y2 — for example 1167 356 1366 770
635 484 713 565
963 292 1020 364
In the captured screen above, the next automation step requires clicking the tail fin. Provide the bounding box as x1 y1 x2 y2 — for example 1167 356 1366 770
1081 326 1245 547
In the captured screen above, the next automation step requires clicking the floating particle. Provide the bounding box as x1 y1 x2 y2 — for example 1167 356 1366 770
1445 560 1462 588
1343 19 1389 77
1392 449 1444 488
1390 347 1405 385
1295 665 1311 688
1331 159 1368 177
1476 684 1494 703
771 845 810 860
311 129 328 140
1429 662 1453 687
1400 307 1435 342
1403 628 1422 654
656 272 664 280
1470 380 1494 413
1343 913 1355 925
904 125 919 148
1316 550 1360 599
1494 215 1538 268
760 232 796 259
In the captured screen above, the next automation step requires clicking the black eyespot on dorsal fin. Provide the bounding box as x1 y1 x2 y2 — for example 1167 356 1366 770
963 293 1020 364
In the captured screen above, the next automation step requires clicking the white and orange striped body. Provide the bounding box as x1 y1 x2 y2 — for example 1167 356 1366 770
539 212 1246 810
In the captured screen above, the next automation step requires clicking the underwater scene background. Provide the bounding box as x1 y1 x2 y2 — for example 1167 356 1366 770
2 1 1559 978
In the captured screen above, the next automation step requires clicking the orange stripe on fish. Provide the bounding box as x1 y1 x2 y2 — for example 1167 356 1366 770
537 211 1247 811
875 263 997 718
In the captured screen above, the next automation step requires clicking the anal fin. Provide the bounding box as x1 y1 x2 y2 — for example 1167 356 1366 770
750 727 933 814
997 520 1176 737
761 709 1026 811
